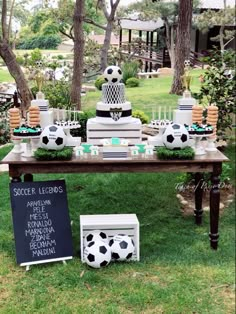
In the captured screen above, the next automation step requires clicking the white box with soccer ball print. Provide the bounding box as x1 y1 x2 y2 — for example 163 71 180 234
80 214 140 262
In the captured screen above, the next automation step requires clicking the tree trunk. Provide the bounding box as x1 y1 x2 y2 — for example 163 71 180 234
0 41 33 112
71 0 85 110
220 0 226 54
164 19 176 69
219 25 225 52
170 25 175 69
97 0 120 71
170 0 193 95
100 20 113 72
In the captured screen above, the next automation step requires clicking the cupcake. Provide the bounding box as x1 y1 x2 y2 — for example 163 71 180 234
196 127 205 135
205 124 213 135
13 127 21 137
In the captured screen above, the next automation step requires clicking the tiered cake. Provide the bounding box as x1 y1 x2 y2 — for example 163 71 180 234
173 60 196 125
87 66 142 144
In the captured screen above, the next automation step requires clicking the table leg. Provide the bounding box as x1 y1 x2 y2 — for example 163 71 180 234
24 174 33 182
194 172 203 225
209 164 222 250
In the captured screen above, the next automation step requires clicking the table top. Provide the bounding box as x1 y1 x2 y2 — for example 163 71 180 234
1 146 229 165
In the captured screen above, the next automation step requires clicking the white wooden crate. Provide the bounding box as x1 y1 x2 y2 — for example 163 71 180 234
80 214 140 262
87 118 142 145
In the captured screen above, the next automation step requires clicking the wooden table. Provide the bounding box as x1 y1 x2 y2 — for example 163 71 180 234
1 147 229 250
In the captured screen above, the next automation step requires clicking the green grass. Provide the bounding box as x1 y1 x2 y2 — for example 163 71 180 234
0 68 14 83
0 63 203 120
14 49 72 56
82 69 203 119
0 68 234 313
0 143 235 313
0 144 13 160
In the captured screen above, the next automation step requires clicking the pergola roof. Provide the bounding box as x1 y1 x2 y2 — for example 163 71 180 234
120 18 164 31
200 0 235 9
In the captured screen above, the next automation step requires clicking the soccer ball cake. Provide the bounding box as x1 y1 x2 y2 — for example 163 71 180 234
84 240 111 268
84 230 108 247
40 125 66 150
109 234 135 261
104 66 123 84
162 123 189 150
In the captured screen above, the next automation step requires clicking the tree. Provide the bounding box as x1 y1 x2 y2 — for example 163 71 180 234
170 0 193 94
194 49 235 140
97 0 121 71
195 0 235 53
70 0 85 110
124 0 199 69
0 0 33 111
51 0 120 71
50 0 121 107
52 0 105 40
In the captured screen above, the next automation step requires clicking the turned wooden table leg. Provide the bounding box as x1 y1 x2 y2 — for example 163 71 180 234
209 163 222 250
24 174 33 182
194 172 204 225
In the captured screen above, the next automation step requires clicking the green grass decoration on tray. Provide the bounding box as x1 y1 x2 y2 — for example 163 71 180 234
157 147 195 160
34 147 73 161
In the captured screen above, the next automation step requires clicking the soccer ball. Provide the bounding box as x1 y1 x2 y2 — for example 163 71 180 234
84 230 108 247
40 125 66 150
109 234 135 261
184 59 191 67
84 240 111 268
162 123 190 150
35 60 43 68
104 66 123 84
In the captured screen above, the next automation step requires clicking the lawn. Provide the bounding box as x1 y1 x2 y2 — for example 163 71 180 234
82 69 203 118
0 68 14 83
0 146 235 313
0 63 203 120
0 68 235 313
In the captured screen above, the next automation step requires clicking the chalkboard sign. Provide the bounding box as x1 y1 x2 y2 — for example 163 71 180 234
10 180 73 266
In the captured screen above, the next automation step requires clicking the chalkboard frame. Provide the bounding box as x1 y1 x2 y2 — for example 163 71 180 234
10 180 73 266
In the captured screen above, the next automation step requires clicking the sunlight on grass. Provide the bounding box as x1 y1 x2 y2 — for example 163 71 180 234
0 69 14 83
82 69 204 118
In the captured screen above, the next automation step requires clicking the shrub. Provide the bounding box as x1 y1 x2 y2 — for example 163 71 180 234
193 49 236 140
126 77 140 88
132 110 149 124
176 163 232 186
17 35 61 50
122 61 139 84
31 80 72 108
70 111 95 142
30 48 42 63
0 120 10 145
16 55 25 66
95 76 106 90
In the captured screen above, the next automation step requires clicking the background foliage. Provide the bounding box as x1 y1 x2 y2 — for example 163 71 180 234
194 49 236 140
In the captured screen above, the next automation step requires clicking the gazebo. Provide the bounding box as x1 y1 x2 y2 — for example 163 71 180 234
119 18 171 72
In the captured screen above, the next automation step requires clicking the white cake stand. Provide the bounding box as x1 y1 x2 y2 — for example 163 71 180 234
148 126 166 147
191 134 212 155
13 136 41 158
11 138 24 154
205 136 217 152
63 124 81 147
